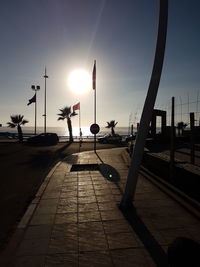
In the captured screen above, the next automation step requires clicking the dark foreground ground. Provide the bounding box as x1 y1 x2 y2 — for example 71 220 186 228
0 141 122 250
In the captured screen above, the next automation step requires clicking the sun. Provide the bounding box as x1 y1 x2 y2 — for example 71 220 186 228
67 69 91 94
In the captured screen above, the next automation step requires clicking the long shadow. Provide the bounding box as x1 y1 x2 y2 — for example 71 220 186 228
95 152 168 266
176 149 200 159
95 152 123 195
120 204 168 267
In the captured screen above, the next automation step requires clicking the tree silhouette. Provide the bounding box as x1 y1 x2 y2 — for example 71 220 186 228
57 106 77 142
7 115 29 142
177 121 187 136
106 120 118 135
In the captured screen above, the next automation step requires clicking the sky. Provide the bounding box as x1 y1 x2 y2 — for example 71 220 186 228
0 0 200 130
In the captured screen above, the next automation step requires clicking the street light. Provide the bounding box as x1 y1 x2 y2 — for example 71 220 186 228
43 67 48 134
31 85 40 135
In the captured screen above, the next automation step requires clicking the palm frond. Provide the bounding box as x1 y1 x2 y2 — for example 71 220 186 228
7 122 16 128
57 106 71 120
57 117 65 121
21 120 29 125
70 111 78 117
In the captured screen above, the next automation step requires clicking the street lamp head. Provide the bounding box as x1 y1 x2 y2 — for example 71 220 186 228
31 85 40 91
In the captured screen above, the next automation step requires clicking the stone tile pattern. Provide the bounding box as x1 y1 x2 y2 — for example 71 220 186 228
10 149 200 266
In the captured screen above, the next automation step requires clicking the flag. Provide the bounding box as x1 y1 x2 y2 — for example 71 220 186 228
73 102 80 112
27 93 36 106
92 60 96 90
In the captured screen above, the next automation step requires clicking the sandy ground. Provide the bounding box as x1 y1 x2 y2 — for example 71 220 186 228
0 141 123 250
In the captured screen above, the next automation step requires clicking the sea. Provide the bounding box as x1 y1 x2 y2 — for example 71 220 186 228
0 126 133 138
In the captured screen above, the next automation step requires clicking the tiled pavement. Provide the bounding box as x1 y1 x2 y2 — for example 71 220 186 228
1 147 200 266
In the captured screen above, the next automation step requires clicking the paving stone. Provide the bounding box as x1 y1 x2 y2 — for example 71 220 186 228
45 253 78 267
78 221 104 234
111 248 153 267
61 189 78 196
93 184 109 190
95 189 112 196
100 210 124 221
78 190 95 197
103 220 133 234
78 185 94 191
55 213 78 224
34 205 57 215
107 232 139 249
16 238 49 256
78 196 97 204
78 202 98 212
79 234 108 251
48 236 78 254
96 195 114 203
57 203 78 213
37 199 59 207
78 251 112 267
78 211 101 222
11 255 45 267
98 202 118 211
24 225 52 240
30 214 55 225
42 191 61 199
51 223 78 237
78 181 93 186
59 196 77 205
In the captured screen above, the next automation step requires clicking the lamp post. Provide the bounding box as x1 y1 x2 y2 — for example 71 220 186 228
31 85 40 135
43 67 48 134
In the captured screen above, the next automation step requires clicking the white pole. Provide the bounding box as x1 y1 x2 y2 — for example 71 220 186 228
120 0 168 209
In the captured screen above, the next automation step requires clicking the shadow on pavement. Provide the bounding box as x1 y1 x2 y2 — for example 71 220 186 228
120 203 168 267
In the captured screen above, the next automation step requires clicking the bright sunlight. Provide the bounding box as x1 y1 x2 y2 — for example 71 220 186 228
67 69 91 94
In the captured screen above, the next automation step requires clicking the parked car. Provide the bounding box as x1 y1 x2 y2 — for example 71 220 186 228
125 134 136 142
98 134 122 144
27 133 59 145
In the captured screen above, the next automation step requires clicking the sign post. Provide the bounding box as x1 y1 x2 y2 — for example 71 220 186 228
90 123 100 152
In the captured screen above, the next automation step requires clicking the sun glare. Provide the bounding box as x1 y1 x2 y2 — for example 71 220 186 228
68 69 91 94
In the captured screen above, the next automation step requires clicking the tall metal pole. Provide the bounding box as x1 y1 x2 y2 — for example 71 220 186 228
35 91 37 135
93 60 97 152
31 85 40 135
179 96 182 122
120 0 168 209
43 67 48 134
170 97 175 181
190 112 195 164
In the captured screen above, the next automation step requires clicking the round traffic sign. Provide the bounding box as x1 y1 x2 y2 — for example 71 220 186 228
90 123 100 134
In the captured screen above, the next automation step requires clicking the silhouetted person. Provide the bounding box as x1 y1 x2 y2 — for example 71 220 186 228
167 237 200 267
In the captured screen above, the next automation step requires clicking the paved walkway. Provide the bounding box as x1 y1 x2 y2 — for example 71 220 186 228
1 148 200 266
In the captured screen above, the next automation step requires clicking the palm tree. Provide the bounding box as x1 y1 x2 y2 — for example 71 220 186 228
7 115 29 142
177 121 187 136
106 120 118 135
57 106 77 142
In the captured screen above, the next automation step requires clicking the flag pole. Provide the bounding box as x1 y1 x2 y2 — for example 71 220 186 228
79 104 81 141
43 67 48 134
35 92 37 135
93 60 97 152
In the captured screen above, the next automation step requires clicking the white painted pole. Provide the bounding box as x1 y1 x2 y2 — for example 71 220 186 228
120 0 168 209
